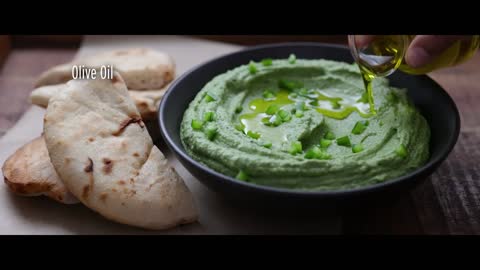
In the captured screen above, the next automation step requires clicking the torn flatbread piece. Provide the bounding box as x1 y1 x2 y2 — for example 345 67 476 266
35 48 175 90
43 73 197 230
30 84 166 121
2 136 79 204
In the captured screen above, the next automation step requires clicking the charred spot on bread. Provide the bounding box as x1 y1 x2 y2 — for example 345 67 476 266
102 158 113 174
84 158 93 173
112 116 144 136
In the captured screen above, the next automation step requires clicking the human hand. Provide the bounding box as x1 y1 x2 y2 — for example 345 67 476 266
352 35 474 68
405 35 473 68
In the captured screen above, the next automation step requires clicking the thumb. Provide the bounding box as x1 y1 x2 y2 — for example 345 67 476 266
354 35 377 48
405 35 464 68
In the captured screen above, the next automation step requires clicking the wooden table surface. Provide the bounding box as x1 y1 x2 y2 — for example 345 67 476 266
1 39 479 234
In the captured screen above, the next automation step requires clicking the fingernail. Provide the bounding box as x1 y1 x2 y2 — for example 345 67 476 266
406 47 431 68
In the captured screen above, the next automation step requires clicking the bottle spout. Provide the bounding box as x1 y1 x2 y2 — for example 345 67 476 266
348 35 408 78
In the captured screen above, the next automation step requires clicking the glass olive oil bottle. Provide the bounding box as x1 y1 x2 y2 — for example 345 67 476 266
348 35 480 113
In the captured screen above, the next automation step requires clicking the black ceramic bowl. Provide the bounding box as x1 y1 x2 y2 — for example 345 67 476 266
159 43 460 210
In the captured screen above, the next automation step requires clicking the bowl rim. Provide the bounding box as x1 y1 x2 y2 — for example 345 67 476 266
159 42 461 197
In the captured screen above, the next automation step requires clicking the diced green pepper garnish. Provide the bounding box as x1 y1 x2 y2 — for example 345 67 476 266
266 104 280 115
236 170 249 181
304 146 322 159
395 144 408 158
249 61 257 74
298 88 309 96
309 100 319 107
203 111 215 122
352 144 364 153
205 127 217 140
263 142 272 149
261 58 273 66
352 120 369 135
278 79 303 91
262 90 276 99
288 54 296 64
320 139 332 148
235 106 243 113
319 152 332 160
324 131 336 140
277 110 288 119
336 136 351 147
261 117 272 126
331 100 341 109
277 109 291 122
271 115 282 126
295 101 307 111
295 111 304 118
204 93 216 102
304 146 330 160
234 123 245 132
191 119 204 130
290 93 298 98
289 141 302 155
247 130 261 139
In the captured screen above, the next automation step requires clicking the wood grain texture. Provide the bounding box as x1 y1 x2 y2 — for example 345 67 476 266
0 37 479 234
422 131 480 234
0 36 11 68
420 53 480 234
0 49 76 136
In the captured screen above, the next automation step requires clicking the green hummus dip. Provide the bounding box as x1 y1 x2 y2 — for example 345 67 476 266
180 57 430 191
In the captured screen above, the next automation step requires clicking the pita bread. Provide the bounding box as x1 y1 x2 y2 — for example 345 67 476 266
34 64 72 87
43 73 197 230
129 89 166 120
29 84 66 108
35 48 175 90
2 137 79 204
29 84 166 121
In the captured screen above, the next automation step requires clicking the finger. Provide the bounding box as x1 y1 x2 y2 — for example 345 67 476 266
405 35 467 68
353 35 377 48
